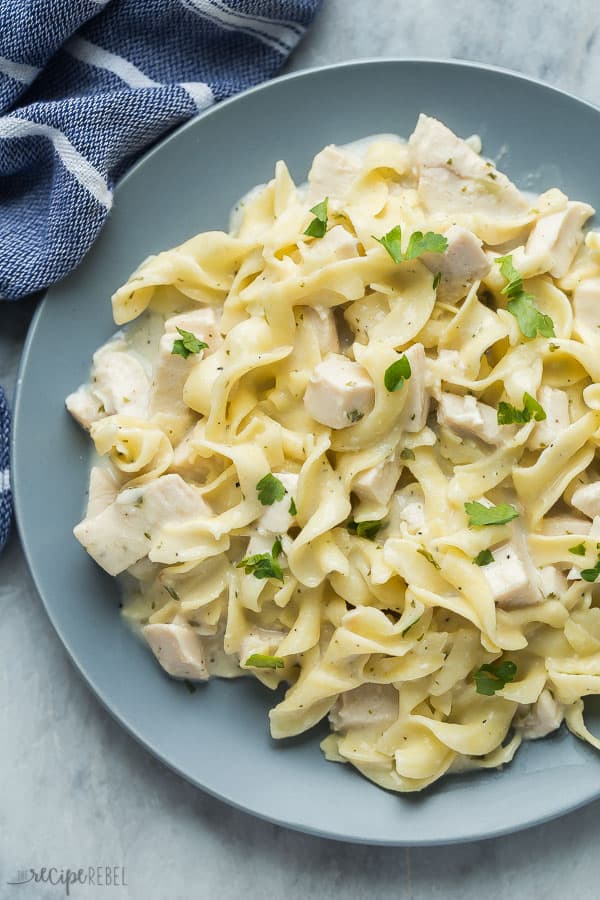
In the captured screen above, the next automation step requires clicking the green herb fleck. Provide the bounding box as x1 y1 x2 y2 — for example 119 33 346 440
464 501 519 527
400 448 415 460
289 497 297 516
473 549 495 566
580 557 600 583
245 653 285 669
417 548 440 569
475 660 517 695
496 255 555 339
164 585 180 601
348 519 382 540
402 616 422 637
304 197 328 238
433 271 442 290
256 473 286 506
171 327 209 360
384 355 412 392
569 543 586 556
347 408 364 423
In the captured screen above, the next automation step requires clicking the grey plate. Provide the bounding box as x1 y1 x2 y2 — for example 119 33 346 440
13 59 600 845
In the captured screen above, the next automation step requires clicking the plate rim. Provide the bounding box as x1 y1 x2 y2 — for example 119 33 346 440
12 56 600 846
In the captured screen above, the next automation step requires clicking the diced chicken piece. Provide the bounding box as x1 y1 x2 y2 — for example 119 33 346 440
300 306 340 355
66 340 150 430
515 689 564 740
257 473 298 535
437 392 508 445
143 623 209 680
304 353 374 429
526 201 594 278
306 145 361 204
240 627 286 665
421 225 491 303
151 308 222 415
573 277 600 332
481 542 542 609
571 482 600 519
86 466 119 518
74 474 211 576
539 565 568 599
353 458 402 507
399 343 430 432
540 514 591 536
301 225 359 263
390 484 426 534
408 115 529 223
527 386 570 450
330 683 398 731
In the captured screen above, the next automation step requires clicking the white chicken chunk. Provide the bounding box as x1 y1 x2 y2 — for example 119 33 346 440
303 353 374 429
421 225 490 303
74 474 211 576
301 225 359 264
66 339 150 430
525 201 594 278
571 482 600 520
409 114 529 225
527 386 570 450
352 458 402 506
300 306 340 356
516 689 564 740
399 343 429 432
573 277 600 333
389 484 426 535
143 623 209 680
257 472 298 535
86 466 119 518
330 683 398 731
306 144 361 204
151 308 221 415
481 541 542 609
437 392 507 445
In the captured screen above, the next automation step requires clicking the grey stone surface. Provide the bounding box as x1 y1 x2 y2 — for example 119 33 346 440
3 2 600 896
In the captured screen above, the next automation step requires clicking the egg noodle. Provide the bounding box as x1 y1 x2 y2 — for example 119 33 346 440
67 115 600 792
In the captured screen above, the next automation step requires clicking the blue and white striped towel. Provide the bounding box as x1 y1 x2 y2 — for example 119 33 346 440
0 0 322 553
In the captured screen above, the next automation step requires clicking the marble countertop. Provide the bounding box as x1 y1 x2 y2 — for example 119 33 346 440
3 1 600 897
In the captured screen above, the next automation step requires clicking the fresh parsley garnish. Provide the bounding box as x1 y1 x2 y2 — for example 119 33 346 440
464 501 519 527
245 653 284 669
474 660 517 695
347 519 382 540
373 225 448 264
304 197 328 238
496 255 555 339
256 473 286 506
473 549 495 566
237 539 284 582
171 327 209 359
289 497 297 516
569 543 586 556
384 355 412 392
497 392 547 425
580 556 600 583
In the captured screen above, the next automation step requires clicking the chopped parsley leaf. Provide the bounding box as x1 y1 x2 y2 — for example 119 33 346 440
171 327 209 359
304 197 328 238
245 653 284 669
256 473 286 506
465 501 519 527
473 549 495 566
475 659 517 695
384 355 412 392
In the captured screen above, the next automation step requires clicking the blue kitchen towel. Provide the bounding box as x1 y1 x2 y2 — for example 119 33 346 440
0 0 322 551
